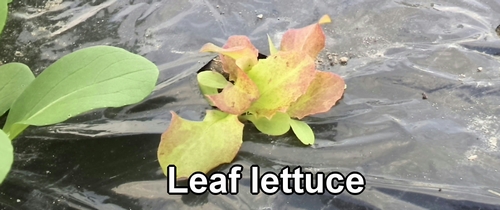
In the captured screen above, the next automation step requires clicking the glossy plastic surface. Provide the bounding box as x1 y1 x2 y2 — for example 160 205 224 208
1 0 500 209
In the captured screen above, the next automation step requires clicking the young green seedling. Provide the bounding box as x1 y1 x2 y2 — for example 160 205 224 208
0 46 159 184
0 130 12 185
0 0 11 36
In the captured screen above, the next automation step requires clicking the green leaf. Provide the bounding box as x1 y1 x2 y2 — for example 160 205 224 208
267 34 278 55
290 119 315 145
246 112 290 135
0 0 8 36
0 63 35 117
247 51 316 119
158 110 244 179
0 129 13 184
197 71 228 89
3 46 159 140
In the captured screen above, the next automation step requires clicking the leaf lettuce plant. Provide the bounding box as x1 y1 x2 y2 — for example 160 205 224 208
158 15 346 179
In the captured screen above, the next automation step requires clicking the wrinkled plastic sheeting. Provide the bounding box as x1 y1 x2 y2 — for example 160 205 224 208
1 0 500 209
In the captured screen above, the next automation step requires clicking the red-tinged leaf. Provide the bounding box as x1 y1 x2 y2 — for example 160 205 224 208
287 71 345 119
200 36 258 80
280 15 330 59
247 51 316 119
157 110 243 179
207 67 260 115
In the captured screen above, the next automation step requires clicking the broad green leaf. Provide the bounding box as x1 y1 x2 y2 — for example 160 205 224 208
267 34 278 55
280 15 330 59
3 46 159 140
158 110 243 179
289 119 315 145
200 36 258 80
0 63 35 116
288 71 345 119
0 129 13 184
247 51 316 119
207 67 259 115
197 71 228 89
245 112 290 135
0 0 7 36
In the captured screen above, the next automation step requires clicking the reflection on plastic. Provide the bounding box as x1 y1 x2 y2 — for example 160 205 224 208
2 0 500 209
